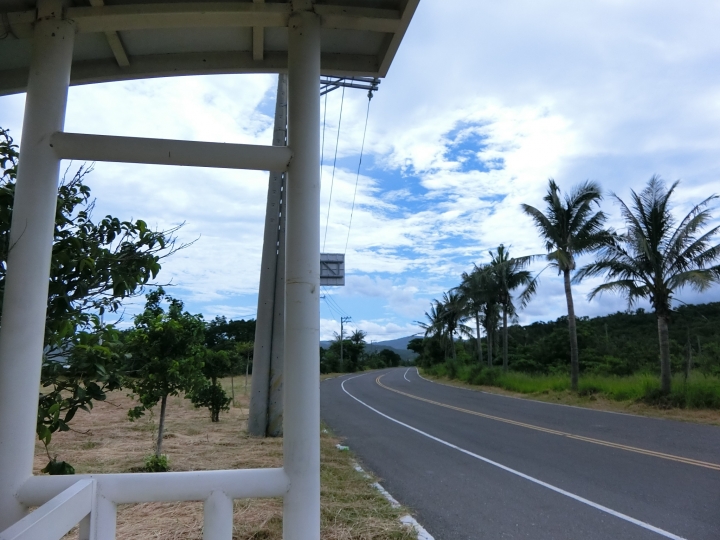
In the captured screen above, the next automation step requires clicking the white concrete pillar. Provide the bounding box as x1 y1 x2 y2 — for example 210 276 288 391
283 9 321 540
0 0 75 529
268 75 288 438
249 74 289 436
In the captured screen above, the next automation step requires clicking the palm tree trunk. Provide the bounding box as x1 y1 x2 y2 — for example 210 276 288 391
475 312 483 365
562 269 580 392
658 314 672 394
487 326 493 367
451 330 457 360
156 393 168 457
502 305 509 372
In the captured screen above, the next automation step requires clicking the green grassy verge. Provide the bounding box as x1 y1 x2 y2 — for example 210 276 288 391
424 364 720 409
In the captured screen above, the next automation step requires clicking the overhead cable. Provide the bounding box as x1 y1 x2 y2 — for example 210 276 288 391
344 90 373 254
322 86 345 252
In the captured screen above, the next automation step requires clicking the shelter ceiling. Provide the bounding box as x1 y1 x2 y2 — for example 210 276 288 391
0 0 419 95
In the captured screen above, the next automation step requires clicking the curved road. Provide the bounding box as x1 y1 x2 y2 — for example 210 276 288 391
320 368 720 540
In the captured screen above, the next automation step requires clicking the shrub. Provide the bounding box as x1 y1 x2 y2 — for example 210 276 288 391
144 454 169 472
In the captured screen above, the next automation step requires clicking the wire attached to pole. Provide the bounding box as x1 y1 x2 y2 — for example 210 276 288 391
344 89 373 254
320 91 328 186
323 86 345 252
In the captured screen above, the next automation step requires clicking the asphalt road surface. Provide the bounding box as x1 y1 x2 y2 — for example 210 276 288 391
320 368 720 540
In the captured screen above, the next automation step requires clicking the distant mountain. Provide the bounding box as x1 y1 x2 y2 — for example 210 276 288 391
320 335 419 362
372 335 419 350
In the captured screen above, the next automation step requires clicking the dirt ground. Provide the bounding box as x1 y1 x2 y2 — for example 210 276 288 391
37 379 415 539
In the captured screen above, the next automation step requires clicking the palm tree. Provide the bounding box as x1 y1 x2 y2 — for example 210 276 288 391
440 290 469 360
482 299 500 367
419 291 469 362
419 300 448 361
576 176 720 393
521 179 610 391
485 245 537 372
350 329 367 345
458 268 486 365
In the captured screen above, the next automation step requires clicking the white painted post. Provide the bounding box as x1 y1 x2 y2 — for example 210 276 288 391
283 9 321 540
0 0 75 530
79 515 91 540
203 491 233 540
93 497 116 540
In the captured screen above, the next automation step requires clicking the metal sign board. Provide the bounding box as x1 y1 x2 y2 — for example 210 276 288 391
320 253 345 286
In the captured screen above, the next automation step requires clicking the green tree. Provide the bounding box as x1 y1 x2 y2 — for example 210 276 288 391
190 349 232 422
126 288 206 457
577 176 720 393
419 300 448 361
485 245 537 372
350 329 367 345
458 264 499 366
379 348 402 367
521 179 609 390
1 128 183 468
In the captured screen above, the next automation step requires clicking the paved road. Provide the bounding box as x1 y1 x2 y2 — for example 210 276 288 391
320 368 720 540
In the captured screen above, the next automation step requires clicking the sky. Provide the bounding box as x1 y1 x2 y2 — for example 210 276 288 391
2 0 720 341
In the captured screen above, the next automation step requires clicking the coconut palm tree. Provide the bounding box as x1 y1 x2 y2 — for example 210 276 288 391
419 291 469 362
521 179 610 391
439 290 469 360
458 267 486 365
576 176 720 393
419 300 448 361
485 245 537 372
350 329 367 345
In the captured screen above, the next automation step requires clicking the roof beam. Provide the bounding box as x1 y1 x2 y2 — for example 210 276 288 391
66 3 292 32
4 3 400 34
50 132 294 172
377 0 420 76
88 0 130 67
253 0 264 61
315 5 400 33
0 49 380 97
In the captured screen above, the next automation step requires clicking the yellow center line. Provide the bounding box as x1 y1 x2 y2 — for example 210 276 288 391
375 374 720 472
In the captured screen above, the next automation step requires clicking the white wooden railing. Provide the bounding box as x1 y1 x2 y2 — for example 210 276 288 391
0 480 94 540
1 469 290 540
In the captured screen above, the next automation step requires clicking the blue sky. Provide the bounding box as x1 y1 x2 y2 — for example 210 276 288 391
2 0 720 341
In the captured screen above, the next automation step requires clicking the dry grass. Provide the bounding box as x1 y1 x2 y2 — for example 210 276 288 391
37 378 415 539
425 375 720 426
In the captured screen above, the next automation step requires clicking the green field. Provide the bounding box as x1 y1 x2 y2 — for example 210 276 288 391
424 364 720 409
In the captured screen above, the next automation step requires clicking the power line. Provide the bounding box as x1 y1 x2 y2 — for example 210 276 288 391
321 286 349 317
344 90 373 254
320 91 328 186
322 295 341 320
322 85 345 252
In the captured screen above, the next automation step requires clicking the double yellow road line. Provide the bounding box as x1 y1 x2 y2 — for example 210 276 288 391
376 374 720 471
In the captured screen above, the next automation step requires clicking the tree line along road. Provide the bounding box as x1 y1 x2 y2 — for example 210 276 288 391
320 367 720 540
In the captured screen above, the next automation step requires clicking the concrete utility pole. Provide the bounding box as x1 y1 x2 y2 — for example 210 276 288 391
248 73 288 437
339 316 351 372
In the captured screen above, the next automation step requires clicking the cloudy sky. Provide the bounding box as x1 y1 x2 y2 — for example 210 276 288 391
2 0 720 341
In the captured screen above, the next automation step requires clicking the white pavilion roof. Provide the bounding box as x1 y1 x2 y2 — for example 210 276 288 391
0 0 419 95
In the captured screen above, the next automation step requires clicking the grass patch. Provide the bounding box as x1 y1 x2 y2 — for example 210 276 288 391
424 365 720 412
39 377 416 539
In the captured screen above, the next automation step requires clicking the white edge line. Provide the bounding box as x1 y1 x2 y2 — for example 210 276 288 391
404 368 411 382
413 368 650 420
342 374 686 540
353 459 435 540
